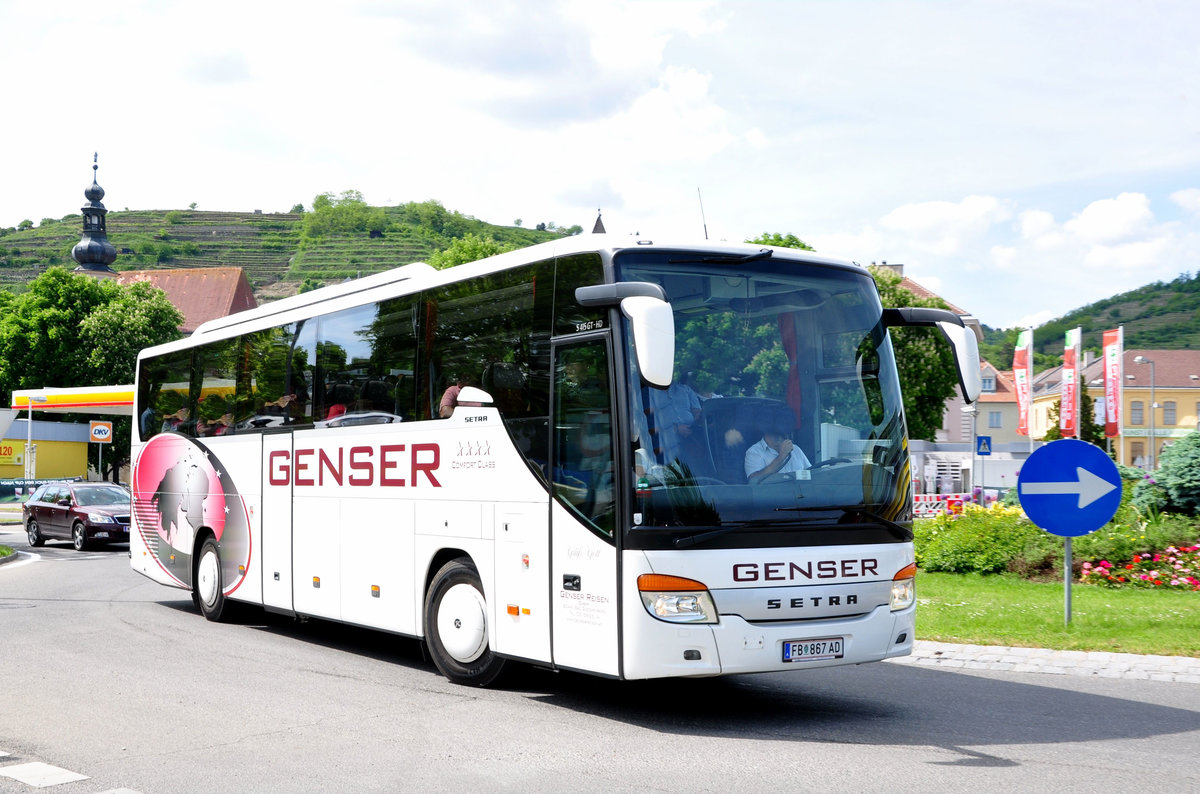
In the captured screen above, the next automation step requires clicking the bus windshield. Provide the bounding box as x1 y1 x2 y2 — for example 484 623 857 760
615 250 910 546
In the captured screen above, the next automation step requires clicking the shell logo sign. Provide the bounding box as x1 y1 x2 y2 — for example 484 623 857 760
89 421 114 443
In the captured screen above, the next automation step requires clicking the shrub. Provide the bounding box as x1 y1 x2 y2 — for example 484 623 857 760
1132 475 1168 514
165 211 183 224
915 504 1050 574
1159 432 1200 514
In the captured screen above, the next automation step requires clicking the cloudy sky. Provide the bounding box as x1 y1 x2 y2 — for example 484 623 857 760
3 0 1198 329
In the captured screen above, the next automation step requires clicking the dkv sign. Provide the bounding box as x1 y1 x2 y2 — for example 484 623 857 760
89 421 114 443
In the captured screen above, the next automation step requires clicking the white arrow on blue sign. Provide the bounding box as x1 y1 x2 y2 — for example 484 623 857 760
1018 439 1122 537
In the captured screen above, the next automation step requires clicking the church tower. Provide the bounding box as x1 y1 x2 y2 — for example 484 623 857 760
72 153 118 275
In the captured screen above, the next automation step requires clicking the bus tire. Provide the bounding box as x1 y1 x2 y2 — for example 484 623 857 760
194 535 228 622
424 559 506 687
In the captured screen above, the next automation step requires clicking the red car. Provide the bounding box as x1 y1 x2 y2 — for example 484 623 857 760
23 482 132 551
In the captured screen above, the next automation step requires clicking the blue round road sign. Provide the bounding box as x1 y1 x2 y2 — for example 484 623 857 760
1018 439 1121 537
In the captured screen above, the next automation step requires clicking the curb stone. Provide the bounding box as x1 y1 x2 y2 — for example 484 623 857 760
888 640 1200 683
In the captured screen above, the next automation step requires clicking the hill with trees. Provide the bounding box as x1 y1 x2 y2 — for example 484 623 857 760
0 192 574 302
977 271 1200 368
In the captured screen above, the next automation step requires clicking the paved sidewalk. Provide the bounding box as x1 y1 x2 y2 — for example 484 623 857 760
889 639 1200 683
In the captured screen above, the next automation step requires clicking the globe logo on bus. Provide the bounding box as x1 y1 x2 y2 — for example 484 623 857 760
132 433 252 594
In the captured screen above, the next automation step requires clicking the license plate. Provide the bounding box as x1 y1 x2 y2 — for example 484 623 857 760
94 531 109 539
782 637 844 663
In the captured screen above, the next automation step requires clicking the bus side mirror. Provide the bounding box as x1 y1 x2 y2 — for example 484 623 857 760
621 296 674 388
882 308 982 404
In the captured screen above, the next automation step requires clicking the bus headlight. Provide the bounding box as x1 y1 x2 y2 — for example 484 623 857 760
637 574 718 624
891 562 916 611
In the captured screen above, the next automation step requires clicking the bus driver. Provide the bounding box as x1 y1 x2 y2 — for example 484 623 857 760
745 423 811 484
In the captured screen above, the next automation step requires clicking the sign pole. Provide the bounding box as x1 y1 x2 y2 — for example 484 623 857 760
1064 537 1072 625
98 441 103 483
1018 439 1122 629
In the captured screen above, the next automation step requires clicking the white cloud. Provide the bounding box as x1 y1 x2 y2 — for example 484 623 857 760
1014 310 1058 330
990 246 1017 270
1064 192 1153 244
880 195 1012 256
1081 236 1172 272
1171 188 1200 215
1018 209 1056 239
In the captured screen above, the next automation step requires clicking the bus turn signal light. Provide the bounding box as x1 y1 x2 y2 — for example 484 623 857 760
637 573 717 624
891 563 916 611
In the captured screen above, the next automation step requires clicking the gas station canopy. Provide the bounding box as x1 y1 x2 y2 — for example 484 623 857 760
11 386 135 416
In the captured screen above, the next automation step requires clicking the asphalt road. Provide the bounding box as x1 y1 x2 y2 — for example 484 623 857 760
1 524 1199 792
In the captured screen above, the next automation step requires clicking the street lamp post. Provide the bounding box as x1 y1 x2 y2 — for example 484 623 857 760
1134 355 1156 469
23 394 48 485
962 403 979 495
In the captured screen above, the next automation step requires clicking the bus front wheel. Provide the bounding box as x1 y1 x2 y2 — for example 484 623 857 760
424 559 506 687
193 536 228 622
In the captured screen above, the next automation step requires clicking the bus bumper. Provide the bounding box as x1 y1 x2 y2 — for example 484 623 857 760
622 603 914 680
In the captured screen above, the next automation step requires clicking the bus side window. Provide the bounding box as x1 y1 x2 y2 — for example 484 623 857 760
137 348 194 440
195 336 240 437
245 324 315 430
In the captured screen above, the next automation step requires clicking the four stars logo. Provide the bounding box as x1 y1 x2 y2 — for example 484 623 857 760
457 440 491 457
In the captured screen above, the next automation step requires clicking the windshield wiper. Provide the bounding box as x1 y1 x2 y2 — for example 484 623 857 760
671 514 832 548
775 505 912 541
671 506 910 548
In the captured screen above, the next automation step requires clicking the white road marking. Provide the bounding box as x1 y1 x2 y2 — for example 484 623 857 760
0 761 89 787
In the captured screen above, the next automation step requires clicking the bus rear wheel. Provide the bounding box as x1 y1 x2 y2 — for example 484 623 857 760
194 536 229 622
424 559 506 687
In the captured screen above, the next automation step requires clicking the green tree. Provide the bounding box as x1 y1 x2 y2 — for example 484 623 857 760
869 265 960 441
0 268 182 480
302 190 388 239
17 219 32 230
428 232 514 269
746 231 815 251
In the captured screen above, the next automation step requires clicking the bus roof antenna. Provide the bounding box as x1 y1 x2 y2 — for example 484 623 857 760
697 187 708 240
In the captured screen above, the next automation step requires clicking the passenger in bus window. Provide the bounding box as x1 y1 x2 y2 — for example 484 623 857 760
745 423 811 484
161 407 189 435
646 378 701 463
439 374 477 417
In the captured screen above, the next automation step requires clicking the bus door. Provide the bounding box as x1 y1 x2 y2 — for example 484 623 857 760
261 431 294 612
549 338 620 676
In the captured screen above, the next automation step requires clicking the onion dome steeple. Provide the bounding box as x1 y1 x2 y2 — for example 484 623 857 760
72 153 118 274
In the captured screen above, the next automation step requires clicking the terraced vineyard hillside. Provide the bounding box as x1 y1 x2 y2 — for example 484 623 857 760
0 202 562 302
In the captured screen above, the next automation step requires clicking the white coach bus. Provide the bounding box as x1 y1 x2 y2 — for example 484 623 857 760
130 235 980 686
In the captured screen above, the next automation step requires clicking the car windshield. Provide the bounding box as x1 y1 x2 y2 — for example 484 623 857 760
74 486 130 507
614 250 910 546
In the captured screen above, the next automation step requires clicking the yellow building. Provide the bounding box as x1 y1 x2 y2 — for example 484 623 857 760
1030 348 1200 467
0 419 90 484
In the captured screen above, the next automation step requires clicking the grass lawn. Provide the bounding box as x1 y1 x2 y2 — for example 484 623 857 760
0 545 11 559
917 571 1200 657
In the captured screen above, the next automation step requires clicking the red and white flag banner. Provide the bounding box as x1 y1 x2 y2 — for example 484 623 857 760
1102 327 1123 438
1013 328 1033 436
1060 327 1081 438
